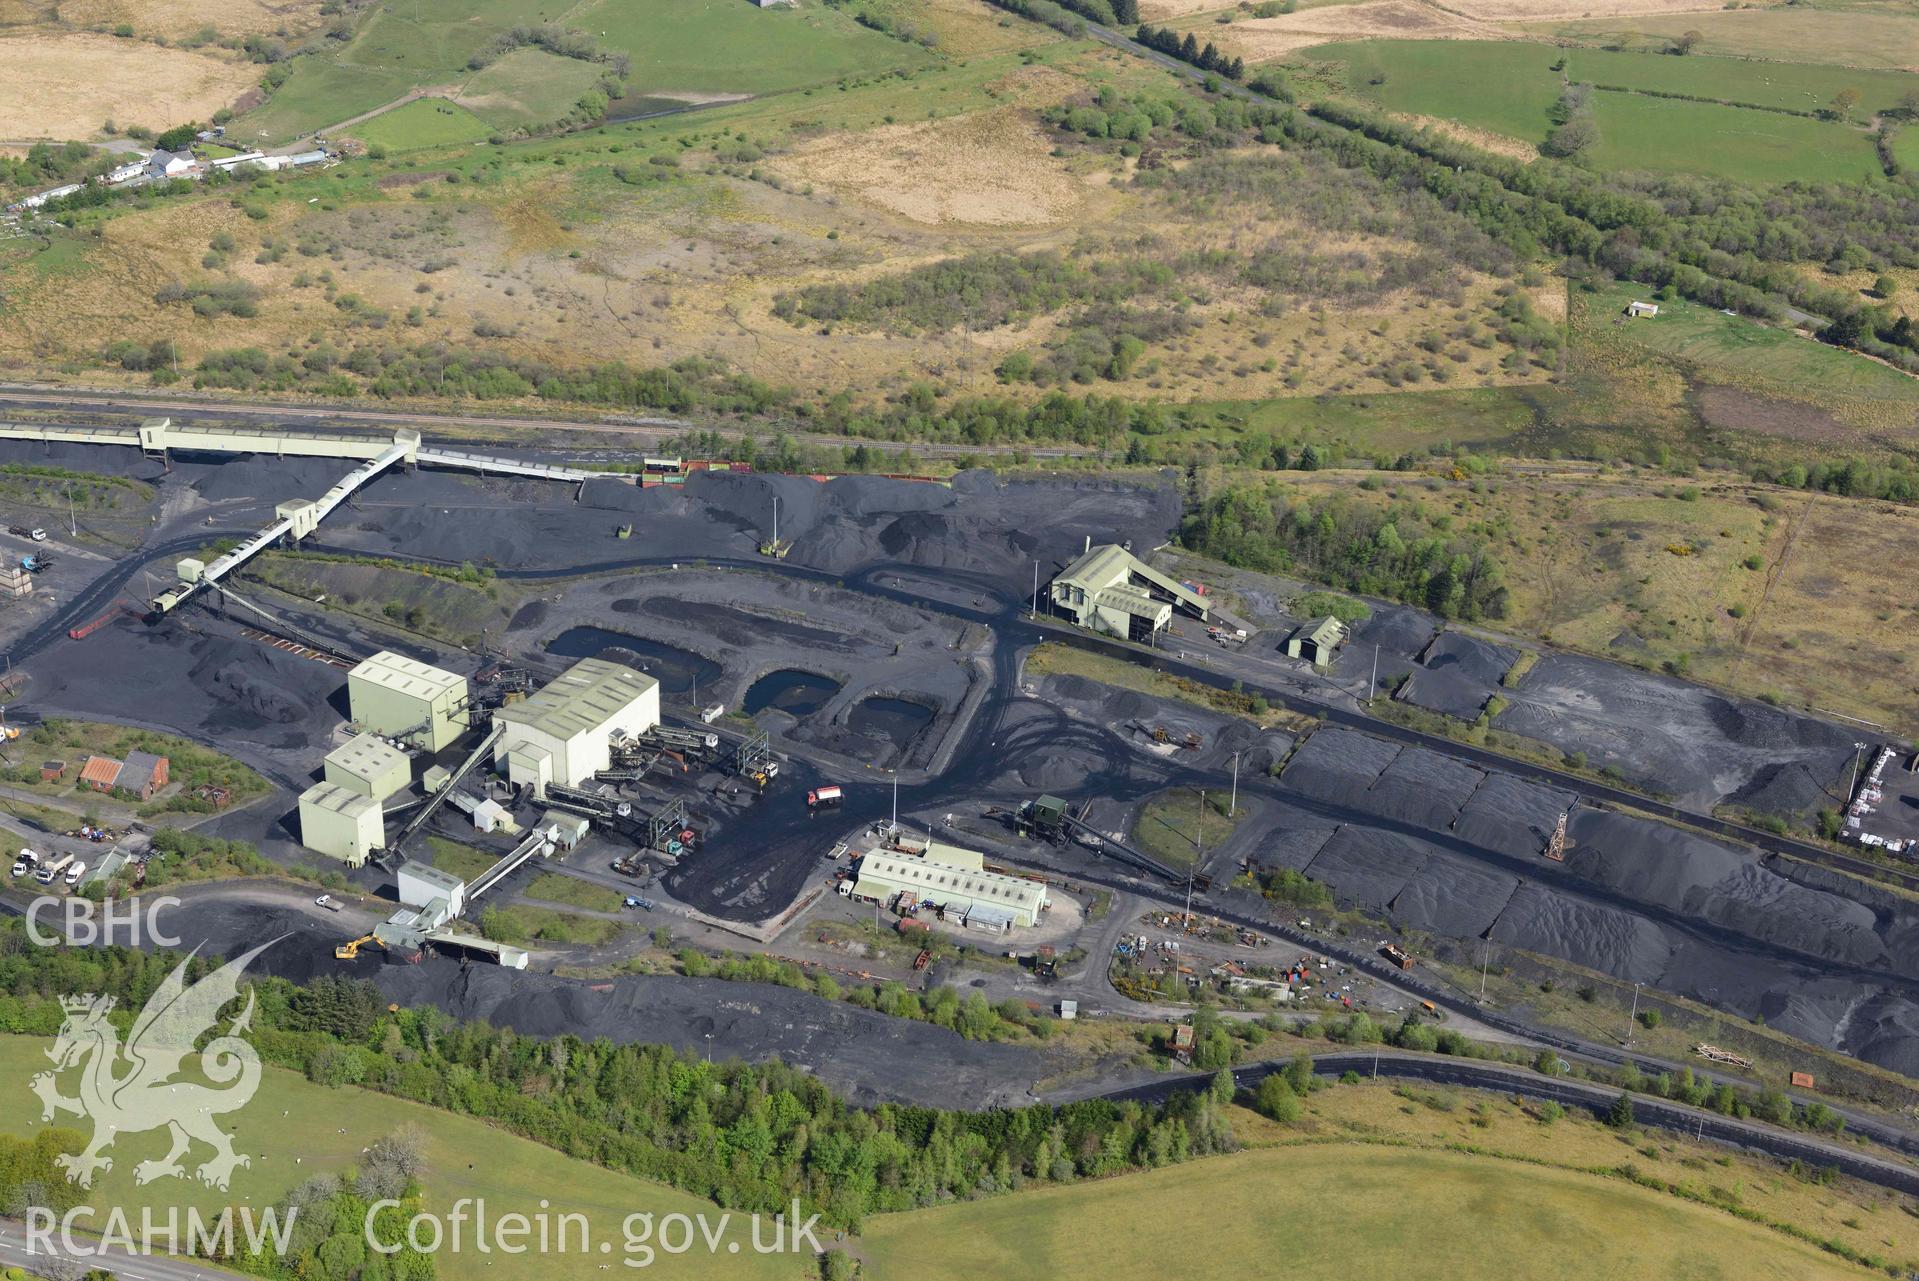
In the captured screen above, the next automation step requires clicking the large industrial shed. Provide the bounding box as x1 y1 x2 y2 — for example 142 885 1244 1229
348 651 469 751
851 842 1049 930
1049 541 1209 643
324 733 411 801
298 782 384 867
493 657 659 795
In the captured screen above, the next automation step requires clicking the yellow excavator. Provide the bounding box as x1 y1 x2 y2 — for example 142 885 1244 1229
335 933 386 961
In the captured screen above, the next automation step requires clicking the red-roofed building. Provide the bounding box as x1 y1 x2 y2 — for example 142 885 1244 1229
79 756 122 792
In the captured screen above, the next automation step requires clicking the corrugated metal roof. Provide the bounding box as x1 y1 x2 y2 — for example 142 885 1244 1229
119 750 166 794
79 756 122 788
495 657 656 742
857 851 1047 914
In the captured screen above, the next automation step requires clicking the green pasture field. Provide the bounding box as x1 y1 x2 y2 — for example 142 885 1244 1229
1567 47 1918 119
237 0 927 145
1302 39 1562 142
1304 39 1889 183
456 48 607 130
348 98 493 151
577 0 936 96
1529 8 1919 71
0 1037 792 1281
858 1143 1870 1281
1573 280 1919 407
1586 92 1881 184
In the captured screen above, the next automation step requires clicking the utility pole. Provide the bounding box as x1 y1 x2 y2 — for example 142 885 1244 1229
890 768 898 836
1368 643 1379 703
1185 787 1203 927
772 494 780 549
1478 941 1489 1003
1031 560 1039 620
1626 982 1642 1048
67 484 76 537
1849 741 1869 801
1229 751 1240 818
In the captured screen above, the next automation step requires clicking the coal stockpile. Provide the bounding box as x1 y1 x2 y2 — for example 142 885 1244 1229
1299 826 1431 908
1364 746 1485 831
1330 604 1436 682
1388 852 1519 940
1243 801 1340 872
1568 810 1902 975
1451 773 1574 859
1281 728 1402 804
1488 883 1675 983
371 963 1042 1109
1496 653 1854 813
29 620 342 755
1396 666 1491 721
1421 632 1518 686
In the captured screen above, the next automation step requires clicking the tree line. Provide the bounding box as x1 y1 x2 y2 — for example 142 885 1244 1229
1134 24 1244 81
0 924 1237 1231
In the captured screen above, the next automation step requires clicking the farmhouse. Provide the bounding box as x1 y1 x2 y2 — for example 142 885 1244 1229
145 150 195 179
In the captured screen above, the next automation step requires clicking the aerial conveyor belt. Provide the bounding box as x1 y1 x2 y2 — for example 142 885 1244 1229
150 439 410 613
416 446 592 483
393 723 506 852
1059 811 1184 884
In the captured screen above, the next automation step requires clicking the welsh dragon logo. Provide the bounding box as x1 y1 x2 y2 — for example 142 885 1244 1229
30 941 276 1190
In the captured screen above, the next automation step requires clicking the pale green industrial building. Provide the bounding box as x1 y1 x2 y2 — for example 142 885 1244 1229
1049 541 1210 643
323 733 412 801
1284 616 1349 668
347 651 468 751
493 657 660 795
298 782 385 867
848 841 1049 930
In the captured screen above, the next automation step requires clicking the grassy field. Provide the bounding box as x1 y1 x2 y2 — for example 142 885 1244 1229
482 900 623 945
455 48 607 131
1529 7 1919 70
0 1037 795 1281
1303 39 1563 143
860 1138 1877 1281
1571 280 1919 433
348 98 494 152
1132 788 1248 871
1267 460 1919 729
1587 91 1881 184
580 0 935 96
1301 38 1892 183
236 0 931 142
1567 47 1919 119
525 870 628 913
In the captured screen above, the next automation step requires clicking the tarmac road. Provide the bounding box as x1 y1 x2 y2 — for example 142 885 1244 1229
0 1216 245 1281
1103 1050 1919 1198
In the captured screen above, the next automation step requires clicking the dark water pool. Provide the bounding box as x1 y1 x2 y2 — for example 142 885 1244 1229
745 669 842 718
548 626 721 696
846 696 935 752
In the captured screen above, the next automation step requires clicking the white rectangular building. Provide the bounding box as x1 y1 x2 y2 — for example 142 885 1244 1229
493 657 659 795
298 782 384 867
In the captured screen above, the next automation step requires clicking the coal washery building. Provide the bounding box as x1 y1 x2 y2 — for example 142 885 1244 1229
347 651 469 752
493 657 660 796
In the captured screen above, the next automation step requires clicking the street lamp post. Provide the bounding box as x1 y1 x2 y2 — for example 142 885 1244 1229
1849 741 1870 801
1229 751 1240 818
1626 982 1642 1048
